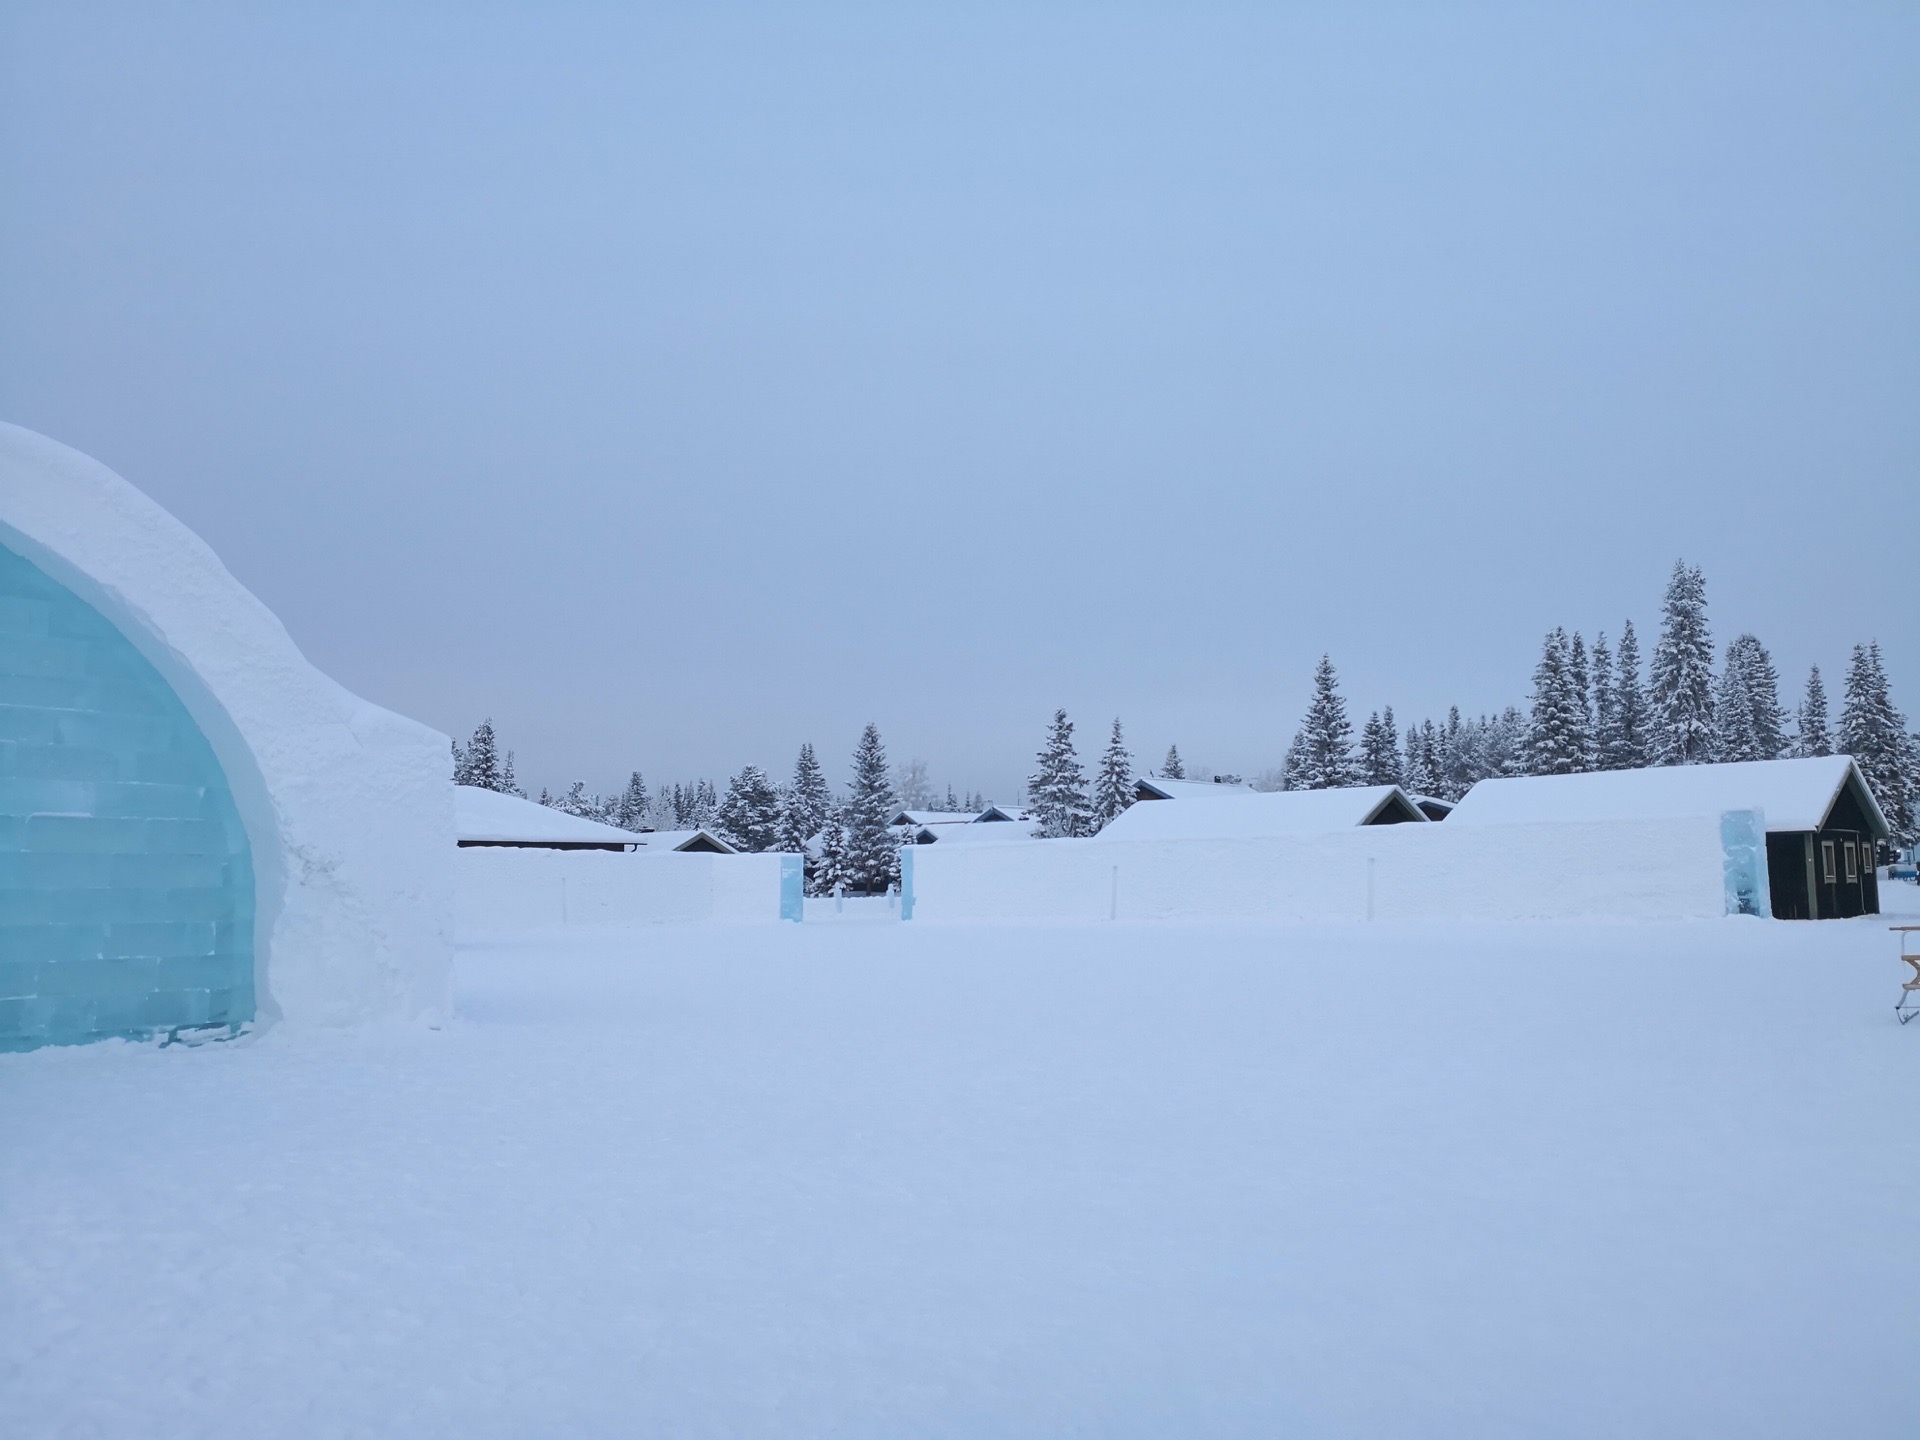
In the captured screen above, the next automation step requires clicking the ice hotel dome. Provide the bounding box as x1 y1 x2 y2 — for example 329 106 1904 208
0 424 452 1050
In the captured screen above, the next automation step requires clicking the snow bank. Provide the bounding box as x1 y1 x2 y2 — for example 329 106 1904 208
456 845 788 932
909 815 1728 923
0 424 452 1031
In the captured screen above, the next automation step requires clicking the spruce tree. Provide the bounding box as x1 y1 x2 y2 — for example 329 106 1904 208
893 758 934 811
1649 561 1716 764
841 723 900 893
1361 708 1404 786
1526 629 1586 775
810 802 847 897
1591 632 1617 770
1403 722 1435 796
611 772 649 831
1161 745 1186 780
1797 665 1831 757
1713 651 1760 762
1292 656 1360 790
557 781 597 818
1091 717 1135 831
1611 620 1650 769
1840 643 1917 851
691 779 719 829
462 720 506 792
777 742 833 854
451 738 469 785
1717 634 1787 762
716 765 782 852
1028 709 1092 837
1568 632 1594 769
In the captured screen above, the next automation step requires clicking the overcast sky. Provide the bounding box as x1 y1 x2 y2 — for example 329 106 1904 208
2 3 1913 800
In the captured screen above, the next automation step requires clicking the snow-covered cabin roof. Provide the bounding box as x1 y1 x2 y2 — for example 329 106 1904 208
1133 777 1256 801
455 785 641 848
889 809 977 828
1411 794 1455 821
630 828 740 855
973 804 1028 823
910 820 1042 845
1446 756 1888 838
1097 785 1427 841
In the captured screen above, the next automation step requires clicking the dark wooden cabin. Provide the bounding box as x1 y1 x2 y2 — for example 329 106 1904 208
1764 767 1885 920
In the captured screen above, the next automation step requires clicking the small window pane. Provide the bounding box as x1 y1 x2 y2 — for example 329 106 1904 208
1822 840 1836 882
1844 842 1857 881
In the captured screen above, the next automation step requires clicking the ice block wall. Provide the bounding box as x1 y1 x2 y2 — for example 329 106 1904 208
0 543 254 1050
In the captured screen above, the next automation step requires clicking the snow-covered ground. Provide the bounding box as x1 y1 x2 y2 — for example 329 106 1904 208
8 895 1920 1437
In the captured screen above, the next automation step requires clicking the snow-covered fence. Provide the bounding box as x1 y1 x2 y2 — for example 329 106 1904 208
456 847 790 934
905 816 1730 924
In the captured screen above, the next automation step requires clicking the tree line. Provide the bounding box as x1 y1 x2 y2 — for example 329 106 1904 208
455 557 1918 867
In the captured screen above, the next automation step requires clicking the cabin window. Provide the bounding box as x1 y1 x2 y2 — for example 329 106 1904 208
1844 842 1857 881
1821 840 1836 882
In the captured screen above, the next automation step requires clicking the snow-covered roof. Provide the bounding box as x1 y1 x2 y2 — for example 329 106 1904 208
889 810 977 828
630 828 740 855
1411 794 1455 820
1096 785 1427 841
973 804 1029 823
1445 756 1888 838
455 785 641 847
1133 777 1256 801
911 821 1042 846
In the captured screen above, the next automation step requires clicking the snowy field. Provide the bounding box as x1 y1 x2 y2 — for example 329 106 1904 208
8 897 1920 1438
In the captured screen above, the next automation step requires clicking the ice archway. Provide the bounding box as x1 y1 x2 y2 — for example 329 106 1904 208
0 424 451 1048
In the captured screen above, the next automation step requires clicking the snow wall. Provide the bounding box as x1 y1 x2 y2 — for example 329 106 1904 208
456 847 791 933
0 424 453 1043
905 816 1731 924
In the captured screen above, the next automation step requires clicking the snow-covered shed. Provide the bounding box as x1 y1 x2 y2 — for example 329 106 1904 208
1411 794 1455 822
974 804 1028 823
1448 757 1887 919
1096 784 1428 842
0 424 452 1051
889 809 976 830
1132 776 1255 802
456 785 641 851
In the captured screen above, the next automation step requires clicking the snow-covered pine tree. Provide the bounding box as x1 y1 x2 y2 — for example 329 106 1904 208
691 779 719 829
716 764 783 852
1797 665 1832 757
500 748 519 797
1717 634 1787 762
1611 620 1650 769
777 742 833 854
944 784 959 812
1293 656 1361 790
1526 629 1587 775
1028 709 1092 837
809 802 847 897
1437 707 1473 800
1360 709 1404 786
1091 717 1135 831
556 781 596 818
611 772 649 831
1568 633 1594 769
1591 632 1617 770
461 720 507 792
841 723 899 894
1161 745 1186 780
1713 649 1760 763
1492 707 1526 777
451 738 468 785
1649 561 1716 764
1839 643 1917 852
1402 723 1433 796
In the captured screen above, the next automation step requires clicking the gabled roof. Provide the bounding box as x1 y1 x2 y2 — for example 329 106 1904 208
632 828 740 854
1096 784 1427 841
1445 756 1889 838
912 820 1042 846
1132 777 1256 801
973 804 1028 823
1411 794 1455 821
455 785 641 847
889 809 977 828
